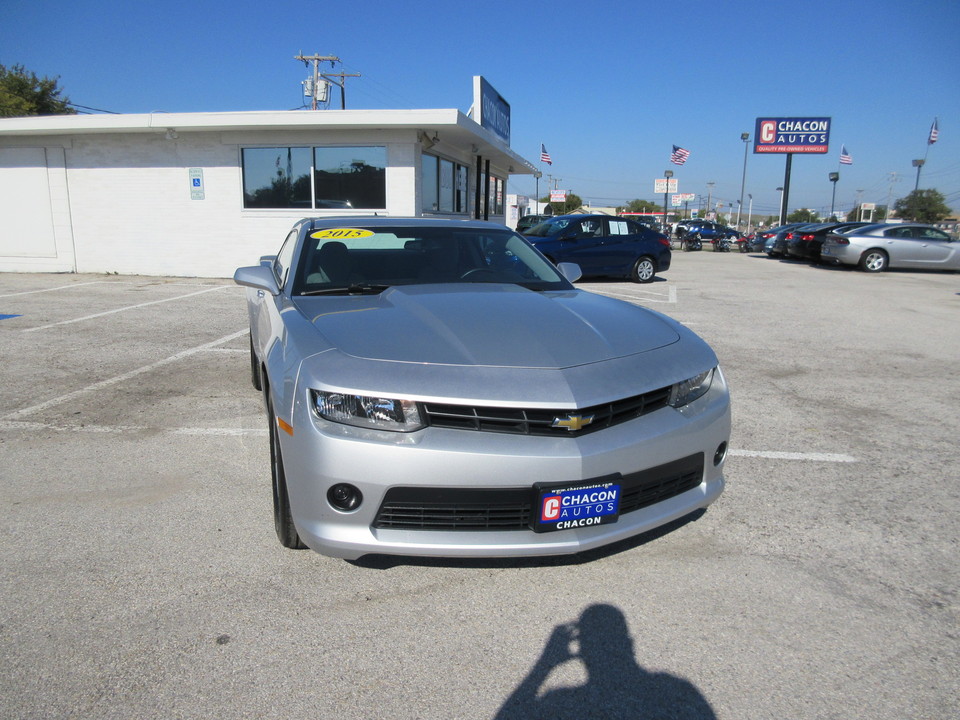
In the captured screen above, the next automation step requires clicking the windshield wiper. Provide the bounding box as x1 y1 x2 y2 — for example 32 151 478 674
300 283 392 296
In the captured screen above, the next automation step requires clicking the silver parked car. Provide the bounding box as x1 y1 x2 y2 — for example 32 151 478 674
234 217 730 560
820 223 960 272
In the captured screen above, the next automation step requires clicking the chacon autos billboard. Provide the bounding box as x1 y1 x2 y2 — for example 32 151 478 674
754 117 831 153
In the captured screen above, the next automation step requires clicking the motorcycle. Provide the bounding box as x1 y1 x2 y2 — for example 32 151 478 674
712 236 732 252
681 232 702 251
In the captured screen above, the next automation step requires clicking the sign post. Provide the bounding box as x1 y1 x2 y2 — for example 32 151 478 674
754 117 831 225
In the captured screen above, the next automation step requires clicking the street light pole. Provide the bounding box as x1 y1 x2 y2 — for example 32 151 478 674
912 159 925 191
747 194 753 233
737 132 749 229
663 170 674 235
777 186 785 224
829 172 840 219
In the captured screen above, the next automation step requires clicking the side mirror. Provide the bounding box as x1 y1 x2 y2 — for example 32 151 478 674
557 262 582 283
234 265 280 295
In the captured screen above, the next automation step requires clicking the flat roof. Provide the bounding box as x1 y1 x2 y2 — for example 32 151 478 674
0 108 536 174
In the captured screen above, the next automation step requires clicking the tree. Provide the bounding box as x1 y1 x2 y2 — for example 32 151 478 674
623 199 660 213
786 208 818 223
893 189 951 224
0 64 75 117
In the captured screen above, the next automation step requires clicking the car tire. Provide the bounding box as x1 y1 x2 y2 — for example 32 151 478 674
249 334 262 392
859 249 888 273
266 388 306 550
631 257 656 283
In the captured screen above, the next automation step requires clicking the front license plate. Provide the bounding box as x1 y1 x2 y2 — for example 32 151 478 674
531 476 622 533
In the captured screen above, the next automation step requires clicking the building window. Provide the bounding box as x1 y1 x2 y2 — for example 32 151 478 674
314 146 386 209
241 146 386 210
422 153 470 215
242 147 312 209
480 174 505 216
421 155 439 211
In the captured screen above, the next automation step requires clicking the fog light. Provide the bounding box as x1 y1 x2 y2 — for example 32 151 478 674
327 483 363 512
714 442 728 467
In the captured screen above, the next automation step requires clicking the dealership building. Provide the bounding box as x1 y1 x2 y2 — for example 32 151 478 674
0 80 536 277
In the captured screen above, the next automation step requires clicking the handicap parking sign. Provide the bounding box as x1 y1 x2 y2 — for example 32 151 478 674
189 168 205 200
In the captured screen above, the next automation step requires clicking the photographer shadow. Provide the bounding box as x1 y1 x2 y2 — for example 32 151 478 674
494 604 716 720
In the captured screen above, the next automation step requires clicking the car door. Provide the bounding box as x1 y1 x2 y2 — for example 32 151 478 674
879 226 920 266
557 218 605 274
596 218 641 274
252 226 299 361
897 227 957 267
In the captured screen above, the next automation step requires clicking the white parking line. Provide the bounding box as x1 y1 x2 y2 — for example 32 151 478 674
729 449 858 463
0 415 858 464
22 285 233 332
0 281 111 298
591 285 677 303
1 329 249 421
0 420 267 436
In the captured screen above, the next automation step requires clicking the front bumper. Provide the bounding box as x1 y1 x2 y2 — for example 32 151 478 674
278 374 731 560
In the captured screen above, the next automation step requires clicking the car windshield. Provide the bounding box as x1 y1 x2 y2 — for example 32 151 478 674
522 217 579 237
292 225 571 295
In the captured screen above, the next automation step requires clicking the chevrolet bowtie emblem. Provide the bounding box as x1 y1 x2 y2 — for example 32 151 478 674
552 414 595 432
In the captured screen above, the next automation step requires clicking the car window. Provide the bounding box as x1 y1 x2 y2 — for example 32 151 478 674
608 219 632 236
918 228 950 240
293 225 572 294
579 219 604 237
525 218 573 237
273 228 299 288
884 227 915 238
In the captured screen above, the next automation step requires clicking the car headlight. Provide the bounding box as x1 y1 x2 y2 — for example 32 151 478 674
668 368 715 408
311 390 424 432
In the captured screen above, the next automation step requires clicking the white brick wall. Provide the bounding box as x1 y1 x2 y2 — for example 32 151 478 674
0 125 504 278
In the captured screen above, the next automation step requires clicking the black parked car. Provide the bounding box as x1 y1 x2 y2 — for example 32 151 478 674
523 214 672 283
783 221 872 262
767 223 816 258
516 214 552 233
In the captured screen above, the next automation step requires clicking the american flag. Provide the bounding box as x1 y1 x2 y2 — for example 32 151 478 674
839 145 853 165
540 144 552 165
670 145 690 165
928 118 939 145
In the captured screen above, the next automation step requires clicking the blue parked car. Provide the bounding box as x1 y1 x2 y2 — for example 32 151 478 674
523 214 672 283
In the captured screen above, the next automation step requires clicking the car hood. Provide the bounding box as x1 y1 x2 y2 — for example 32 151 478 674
294 284 679 369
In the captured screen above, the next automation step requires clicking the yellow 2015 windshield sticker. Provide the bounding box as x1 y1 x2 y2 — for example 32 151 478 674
309 228 374 240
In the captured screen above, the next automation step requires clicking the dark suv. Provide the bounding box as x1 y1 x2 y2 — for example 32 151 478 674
523 214 671 283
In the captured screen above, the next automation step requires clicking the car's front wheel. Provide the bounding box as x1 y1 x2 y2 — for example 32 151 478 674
859 249 888 273
266 389 306 549
631 257 656 283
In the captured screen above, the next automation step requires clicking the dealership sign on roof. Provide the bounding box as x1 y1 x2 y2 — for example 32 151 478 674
754 117 831 153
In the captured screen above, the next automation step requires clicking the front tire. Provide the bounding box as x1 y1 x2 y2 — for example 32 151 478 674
266 390 306 549
631 257 656 283
859 249 888 273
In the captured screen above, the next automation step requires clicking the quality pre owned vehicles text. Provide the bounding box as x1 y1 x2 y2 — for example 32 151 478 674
235 217 730 560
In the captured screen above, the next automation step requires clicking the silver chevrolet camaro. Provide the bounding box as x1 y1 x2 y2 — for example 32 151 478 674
234 217 730 560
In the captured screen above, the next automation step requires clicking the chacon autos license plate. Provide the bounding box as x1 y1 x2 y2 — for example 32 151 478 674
531 475 622 533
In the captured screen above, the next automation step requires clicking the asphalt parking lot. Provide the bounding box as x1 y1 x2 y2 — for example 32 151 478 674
1 252 958 719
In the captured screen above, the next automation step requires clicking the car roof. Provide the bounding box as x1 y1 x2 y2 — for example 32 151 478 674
303 216 515 232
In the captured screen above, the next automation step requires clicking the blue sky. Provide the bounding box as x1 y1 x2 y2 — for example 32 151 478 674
3 0 958 219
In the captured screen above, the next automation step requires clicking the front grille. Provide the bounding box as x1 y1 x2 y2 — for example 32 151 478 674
372 453 703 531
421 386 671 437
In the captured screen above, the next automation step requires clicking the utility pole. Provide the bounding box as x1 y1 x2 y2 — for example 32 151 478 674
295 52 361 110
885 172 899 221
